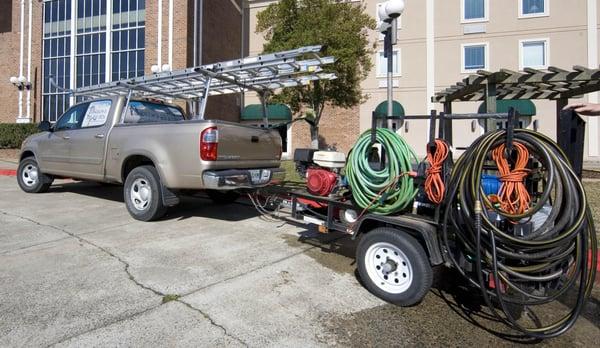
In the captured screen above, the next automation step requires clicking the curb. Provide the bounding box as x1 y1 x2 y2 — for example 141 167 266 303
0 169 17 176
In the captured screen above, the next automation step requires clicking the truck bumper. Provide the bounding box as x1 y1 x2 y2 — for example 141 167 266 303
202 168 285 189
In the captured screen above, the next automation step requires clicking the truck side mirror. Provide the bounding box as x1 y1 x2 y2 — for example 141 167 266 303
38 121 52 132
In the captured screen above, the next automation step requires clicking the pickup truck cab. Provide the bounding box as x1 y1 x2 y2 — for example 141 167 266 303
18 96 284 221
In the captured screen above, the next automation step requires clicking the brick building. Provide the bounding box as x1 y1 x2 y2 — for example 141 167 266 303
0 0 243 125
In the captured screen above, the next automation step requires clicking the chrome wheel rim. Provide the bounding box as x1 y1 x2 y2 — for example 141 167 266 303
21 163 39 187
364 242 413 294
130 178 152 211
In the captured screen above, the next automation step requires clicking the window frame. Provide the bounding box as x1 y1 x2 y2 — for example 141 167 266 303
376 49 402 78
54 101 91 131
461 0 489 24
519 0 549 19
519 38 549 70
461 42 489 74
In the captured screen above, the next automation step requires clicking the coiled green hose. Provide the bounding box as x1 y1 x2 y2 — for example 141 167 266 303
345 128 418 215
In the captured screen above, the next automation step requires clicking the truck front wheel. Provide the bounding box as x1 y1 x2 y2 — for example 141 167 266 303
124 165 167 221
17 157 53 193
356 227 433 306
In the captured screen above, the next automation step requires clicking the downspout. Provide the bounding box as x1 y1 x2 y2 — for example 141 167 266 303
26 0 32 122
18 0 25 120
168 0 173 69
157 0 163 69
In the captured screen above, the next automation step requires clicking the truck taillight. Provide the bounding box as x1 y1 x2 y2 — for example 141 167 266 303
200 127 218 161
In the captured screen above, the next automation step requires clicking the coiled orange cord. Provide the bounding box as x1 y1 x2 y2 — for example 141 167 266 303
491 142 531 215
425 139 449 204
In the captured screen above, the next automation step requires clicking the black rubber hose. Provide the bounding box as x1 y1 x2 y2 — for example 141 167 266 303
441 129 597 339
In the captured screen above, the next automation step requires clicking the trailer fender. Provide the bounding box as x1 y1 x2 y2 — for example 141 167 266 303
352 215 444 266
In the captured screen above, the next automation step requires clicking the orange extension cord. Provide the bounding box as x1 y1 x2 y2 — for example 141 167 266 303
425 139 449 204
491 142 531 215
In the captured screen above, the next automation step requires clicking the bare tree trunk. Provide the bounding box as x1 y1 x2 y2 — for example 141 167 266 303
310 125 319 149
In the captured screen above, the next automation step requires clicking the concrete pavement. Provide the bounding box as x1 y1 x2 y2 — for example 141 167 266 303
0 176 598 347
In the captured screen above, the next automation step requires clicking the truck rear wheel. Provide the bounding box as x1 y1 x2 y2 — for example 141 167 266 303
206 190 240 204
124 165 167 221
356 227 432 306
17 157 53 193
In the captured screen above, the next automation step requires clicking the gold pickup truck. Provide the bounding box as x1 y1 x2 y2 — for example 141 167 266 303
17 96 284 221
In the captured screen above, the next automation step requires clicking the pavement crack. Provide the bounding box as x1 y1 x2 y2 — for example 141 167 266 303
0 210 164 298
176 299 249 347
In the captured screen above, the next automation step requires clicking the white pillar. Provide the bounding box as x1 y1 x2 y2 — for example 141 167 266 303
69 0 77 106
17 0 25 121
426 0 435 140
105 0 111 83
157 0 163 69
24 0 32 122
168 0 173 69
587 0 599 158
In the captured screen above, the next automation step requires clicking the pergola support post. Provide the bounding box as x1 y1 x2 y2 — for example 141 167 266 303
556 98 585 177
443 102 452 145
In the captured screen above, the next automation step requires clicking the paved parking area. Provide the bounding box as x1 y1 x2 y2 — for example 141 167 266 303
0 175 598 347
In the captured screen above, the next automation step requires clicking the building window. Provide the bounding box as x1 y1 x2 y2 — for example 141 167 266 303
111 0 145 81
42 0 146 121
76 0 107 89
520 39 548 69
462 43 488 72
42 0 72 122
0 0 12 33
520 0 548 18
377 50 401 77
462 0 488 23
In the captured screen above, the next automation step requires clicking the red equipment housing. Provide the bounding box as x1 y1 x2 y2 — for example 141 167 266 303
306 168 338 196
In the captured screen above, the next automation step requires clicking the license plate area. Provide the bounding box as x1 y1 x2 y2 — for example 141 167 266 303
249 169 271 185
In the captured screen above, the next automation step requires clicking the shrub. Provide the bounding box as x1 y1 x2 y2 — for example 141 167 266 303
0 123 40 149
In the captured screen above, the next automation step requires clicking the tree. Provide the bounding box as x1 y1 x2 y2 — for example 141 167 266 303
256 0 376 149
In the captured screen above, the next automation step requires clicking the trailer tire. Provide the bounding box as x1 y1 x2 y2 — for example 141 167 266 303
356 227 432 306
206 190 240 204
124 165 167 221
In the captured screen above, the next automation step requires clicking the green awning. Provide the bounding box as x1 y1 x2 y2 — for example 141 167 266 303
478 100 536 116
241 104 292 121
374 100 405 118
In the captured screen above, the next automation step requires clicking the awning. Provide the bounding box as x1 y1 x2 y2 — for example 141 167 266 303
241 104 292 121
374 100 405 117
478 99 536 116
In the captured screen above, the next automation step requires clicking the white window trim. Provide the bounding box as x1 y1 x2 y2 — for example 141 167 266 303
461 0 489 24
376 1 402 41
376 49 402 78
518 0 549 19
519 38 550 70
461 42 489 74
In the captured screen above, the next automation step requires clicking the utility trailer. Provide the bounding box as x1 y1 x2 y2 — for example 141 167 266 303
256 107 596 339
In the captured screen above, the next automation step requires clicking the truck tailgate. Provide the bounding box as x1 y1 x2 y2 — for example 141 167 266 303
216 123 282 161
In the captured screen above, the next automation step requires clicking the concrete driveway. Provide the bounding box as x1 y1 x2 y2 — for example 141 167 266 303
0 176 598 347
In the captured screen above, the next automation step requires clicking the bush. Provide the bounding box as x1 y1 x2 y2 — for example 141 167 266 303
0 123 40 149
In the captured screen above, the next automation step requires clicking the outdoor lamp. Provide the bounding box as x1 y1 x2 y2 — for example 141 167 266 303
378 0 405 22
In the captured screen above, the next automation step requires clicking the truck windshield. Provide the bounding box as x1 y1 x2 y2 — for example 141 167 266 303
124 101 185 123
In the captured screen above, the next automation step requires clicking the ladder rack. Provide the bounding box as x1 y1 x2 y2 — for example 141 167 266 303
74 45 337 101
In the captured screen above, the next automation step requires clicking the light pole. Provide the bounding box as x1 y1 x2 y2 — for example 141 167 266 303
378 0 405 121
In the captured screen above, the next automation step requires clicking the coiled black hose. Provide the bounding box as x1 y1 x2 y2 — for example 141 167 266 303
442 129 597 338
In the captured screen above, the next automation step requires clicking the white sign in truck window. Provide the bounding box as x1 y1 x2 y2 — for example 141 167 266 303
82 100 112 128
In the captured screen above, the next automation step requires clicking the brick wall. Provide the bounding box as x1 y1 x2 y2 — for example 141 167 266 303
202 0 242 122
0 0 43 124
291 104 361 154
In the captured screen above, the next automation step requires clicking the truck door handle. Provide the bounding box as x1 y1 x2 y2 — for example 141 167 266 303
251 136 259 143
94 134 105 139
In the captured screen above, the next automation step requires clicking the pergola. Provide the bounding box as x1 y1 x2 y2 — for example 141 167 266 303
432 66 600 175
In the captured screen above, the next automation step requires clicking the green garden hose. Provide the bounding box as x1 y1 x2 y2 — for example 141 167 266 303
345 128 418 215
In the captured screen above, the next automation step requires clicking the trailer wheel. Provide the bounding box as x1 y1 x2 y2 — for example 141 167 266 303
356 227 432 306
206 190 240 204
124 165 167 221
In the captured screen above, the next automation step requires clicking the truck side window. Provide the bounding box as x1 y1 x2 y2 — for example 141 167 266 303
124 101 185 123
81 100 112 128
55 103 90 131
